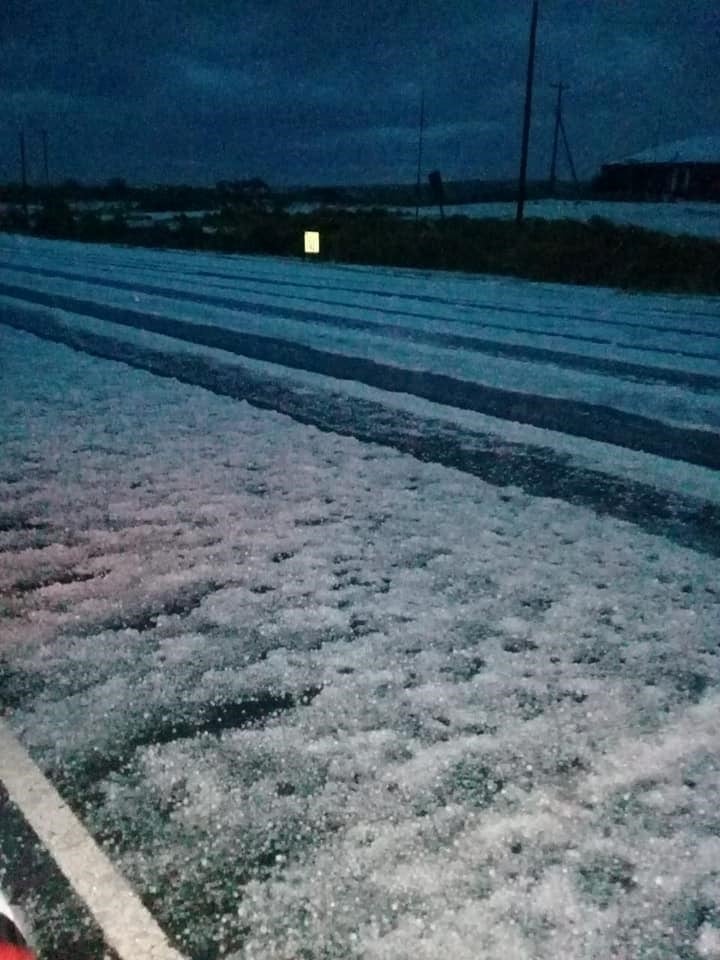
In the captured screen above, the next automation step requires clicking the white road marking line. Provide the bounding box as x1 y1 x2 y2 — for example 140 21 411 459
0 719 186 960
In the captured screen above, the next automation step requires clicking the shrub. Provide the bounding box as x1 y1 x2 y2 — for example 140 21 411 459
15 199 720 294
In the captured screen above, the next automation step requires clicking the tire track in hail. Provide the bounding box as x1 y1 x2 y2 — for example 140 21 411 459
3 257 720 340
0 268 718 391
1 292 719 472
3 303 719 556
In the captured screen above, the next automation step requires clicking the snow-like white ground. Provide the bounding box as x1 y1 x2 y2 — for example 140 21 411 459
1 235 719 959
289 198 720 240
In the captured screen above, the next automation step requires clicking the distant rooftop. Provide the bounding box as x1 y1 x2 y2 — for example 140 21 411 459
608 134 720 165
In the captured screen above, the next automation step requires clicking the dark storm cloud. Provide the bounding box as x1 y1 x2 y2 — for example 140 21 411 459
0 0 718 186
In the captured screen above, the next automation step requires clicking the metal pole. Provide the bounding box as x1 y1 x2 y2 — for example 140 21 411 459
19 129 28 219
415 86 425 223
559 115 579 186
42 129 50 187
549 81 563 195
516 0 539 225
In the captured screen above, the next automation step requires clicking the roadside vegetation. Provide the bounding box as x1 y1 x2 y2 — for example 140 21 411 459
1 179 718 294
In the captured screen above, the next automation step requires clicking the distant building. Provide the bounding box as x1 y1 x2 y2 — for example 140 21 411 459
596 134 720 201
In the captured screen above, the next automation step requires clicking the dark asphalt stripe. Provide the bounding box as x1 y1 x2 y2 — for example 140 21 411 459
2 267 719 389
183 284 720 364
2 306 720 557
1 288 718 470
50 252 719 328
192 267 720 331
0 262 632 350
3 260 720 349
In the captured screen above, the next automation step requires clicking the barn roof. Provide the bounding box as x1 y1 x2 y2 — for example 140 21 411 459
607 134 720 166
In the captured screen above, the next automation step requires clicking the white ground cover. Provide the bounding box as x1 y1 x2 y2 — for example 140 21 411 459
289 198 720 240
419 198 720 240
1 238 719 959
414 199 720 240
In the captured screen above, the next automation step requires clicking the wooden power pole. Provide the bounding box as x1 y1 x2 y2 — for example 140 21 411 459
516 0 539 225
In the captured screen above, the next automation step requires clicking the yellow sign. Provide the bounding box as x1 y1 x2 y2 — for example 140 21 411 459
304 231 320 254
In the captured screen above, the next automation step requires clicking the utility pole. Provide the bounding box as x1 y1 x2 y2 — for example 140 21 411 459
549 81 563 195
549 82 579 193
41 129 50 188
415 86 425 223
516 0 539 225
19 129 28 219
559 111 579 187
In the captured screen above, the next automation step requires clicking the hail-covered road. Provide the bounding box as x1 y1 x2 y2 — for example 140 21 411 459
1 234 719 959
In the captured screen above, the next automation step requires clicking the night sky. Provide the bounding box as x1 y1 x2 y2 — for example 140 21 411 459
1 0 718 188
